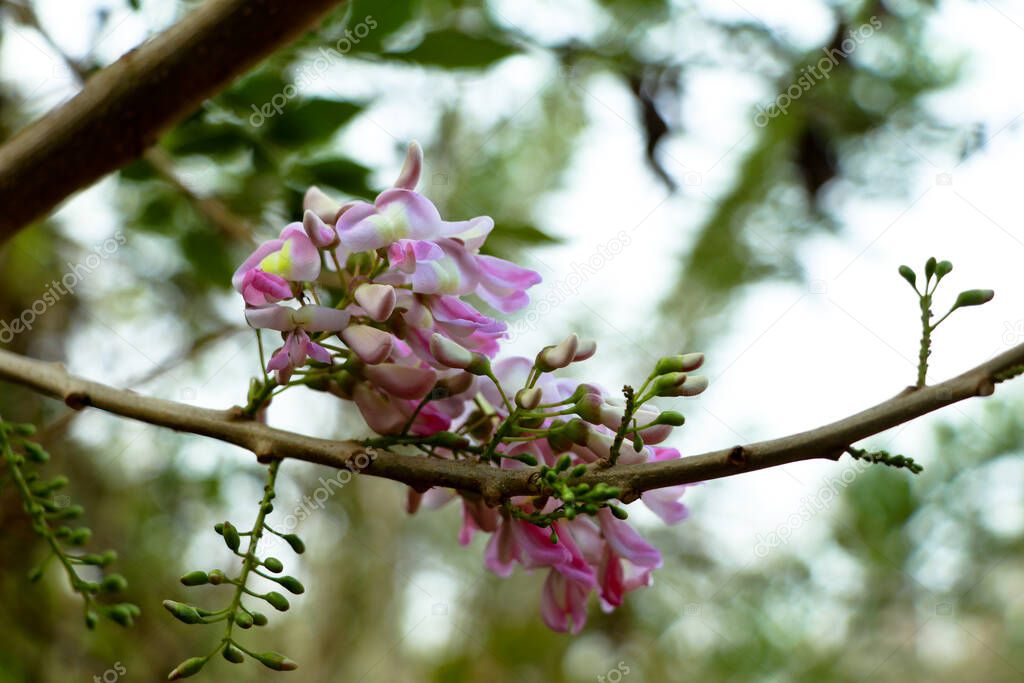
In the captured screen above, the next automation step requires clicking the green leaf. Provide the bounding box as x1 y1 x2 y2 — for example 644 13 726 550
291 157 373 196
264 98 363 146
386 30 519 69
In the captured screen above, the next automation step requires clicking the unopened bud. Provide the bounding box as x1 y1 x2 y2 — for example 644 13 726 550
537 333 579 372
515 387 542 410
654 352 704 375
354 283 397 322
168 656 207 680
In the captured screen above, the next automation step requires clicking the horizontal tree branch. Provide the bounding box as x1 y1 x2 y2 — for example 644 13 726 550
0 0 346 241
0 343 1020 504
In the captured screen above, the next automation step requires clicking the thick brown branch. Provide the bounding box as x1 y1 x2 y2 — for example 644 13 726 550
0 343 1020 504
0 0 346 241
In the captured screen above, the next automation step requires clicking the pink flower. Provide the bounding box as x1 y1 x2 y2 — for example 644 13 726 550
233 224 321 306
245 305 350 382
541 570 590 634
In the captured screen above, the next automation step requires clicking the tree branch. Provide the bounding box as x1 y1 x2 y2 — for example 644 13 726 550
0 343 1020 504
0 0 347 241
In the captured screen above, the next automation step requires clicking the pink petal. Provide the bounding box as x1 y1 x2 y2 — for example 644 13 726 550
354 283 397 322
245 305 295 331
393 141 423 190
342 325 394 364
363 363 437 400
597 508 662 569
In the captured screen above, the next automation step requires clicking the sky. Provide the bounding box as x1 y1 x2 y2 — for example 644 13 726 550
2 0 1023 656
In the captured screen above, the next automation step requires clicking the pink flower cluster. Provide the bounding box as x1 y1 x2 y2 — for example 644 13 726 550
233 142 539 435
233 144 708 634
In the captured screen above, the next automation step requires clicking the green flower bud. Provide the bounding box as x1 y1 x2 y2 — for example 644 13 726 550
234 610 254 629
221 521 241 552
101 574 128 593
252 612 269 626
163 600 203 625
555 454 572 472
223 643 245 664
207 569 226 585
431 431 470 450
277 575 305 595
168 656 207 680
609 505 629 520
898 265 916 288
953 289 994 309
570 464 587 479
180 571 209 586
515 386 543 410
85 611 98 629
655 411 686 426
936 260 953 278
106 603 136 627
283 534 305 555
23 442 49 463
264 591 290 611
925 256 937 280
67 526 90 544
263 557 284 573
252 651 299 672
654 352 704 375
510 453 538 466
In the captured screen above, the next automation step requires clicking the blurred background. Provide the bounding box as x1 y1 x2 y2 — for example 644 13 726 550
1 0 1023 680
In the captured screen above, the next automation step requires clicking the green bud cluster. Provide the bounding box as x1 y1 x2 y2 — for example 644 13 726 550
166 460 302 679
897 258 994 387
846 446 923 474
0 419 138 630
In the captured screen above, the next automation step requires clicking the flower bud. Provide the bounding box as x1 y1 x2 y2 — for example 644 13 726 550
354 283 397 322
515 387 542 410
655 411 686 426
573 339 597 362
168 656 207 680
303 185 343 224
223 644 245 664
163 600 203 625
283 533 305 554
429 334 491 375
180 571 209 586
430 333 473 369
277 575 305 595
264 591 290 612
234 611 254 629
302 209 338 248
342 325 394 364
252 651 299 672
536 333 579 372
925 256 937 280
221 521 241 552
101 574 128 593
936 260 953 278
953 289 994 309
263 557 284 573
252 612 269 626
898 265 916 288
654 353 704 375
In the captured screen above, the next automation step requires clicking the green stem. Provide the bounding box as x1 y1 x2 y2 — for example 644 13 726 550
917 294 932 387
223 459 280 647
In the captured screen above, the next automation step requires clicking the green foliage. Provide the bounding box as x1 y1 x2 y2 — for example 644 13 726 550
387 29 519 69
